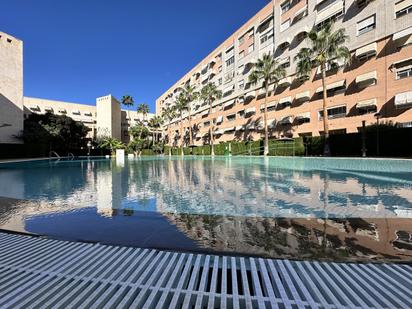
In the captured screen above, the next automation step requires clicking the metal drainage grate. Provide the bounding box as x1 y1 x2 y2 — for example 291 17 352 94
0 232 411 308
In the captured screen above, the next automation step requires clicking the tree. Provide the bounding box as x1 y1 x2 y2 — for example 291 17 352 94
200 83 222 156
97 137 124 154
161 106 177 156
121 95 134 121
182 84 199 146
174 93 189 156
21 112 90 155
294 22 350 156
129 121 149 140
137 103 149 123
148 115 163 143
248 53 286 156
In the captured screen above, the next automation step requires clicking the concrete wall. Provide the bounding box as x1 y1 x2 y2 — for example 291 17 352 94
0 32 23 144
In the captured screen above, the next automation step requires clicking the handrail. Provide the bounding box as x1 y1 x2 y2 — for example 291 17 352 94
67 153 75 160
49 151 61 158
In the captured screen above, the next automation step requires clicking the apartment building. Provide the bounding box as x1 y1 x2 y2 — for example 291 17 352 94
23 96 153 142
0 30 153 144
156 0 412 146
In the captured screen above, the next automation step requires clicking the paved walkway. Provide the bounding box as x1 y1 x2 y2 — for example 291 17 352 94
0 232 410 308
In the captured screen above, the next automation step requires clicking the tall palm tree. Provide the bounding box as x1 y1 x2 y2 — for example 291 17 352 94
294 22 350 156
121 95 134 121
182 84 199 146
137 103 150 123
200 83 222 156
249 53 286 156
174 93 189 156
161 106 177 156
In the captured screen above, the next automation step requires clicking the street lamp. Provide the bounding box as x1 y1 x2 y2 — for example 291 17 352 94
374 112 382 157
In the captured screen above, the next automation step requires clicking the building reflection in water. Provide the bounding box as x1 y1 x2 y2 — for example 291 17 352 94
0 157 411 262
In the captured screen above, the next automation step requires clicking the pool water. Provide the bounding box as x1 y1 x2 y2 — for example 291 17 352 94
0 156 411 262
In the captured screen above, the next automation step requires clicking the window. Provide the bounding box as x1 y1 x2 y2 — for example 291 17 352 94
239 35 245 45
218 66 222 73
318 106 347 120
280 60 290 69
239 51 244 59
358 105 377 115
238 80 244 89
218 78 223 85
204 121 210 127
280 19 291 32
396 67 412 79
227 114 236 122
248 44 254 53
226 56 235 67
394 59 412 79
395 1 412 18
281 1 291 14
357 15 376 36
238 64 244 75
238 110 245 118
260 30 274 45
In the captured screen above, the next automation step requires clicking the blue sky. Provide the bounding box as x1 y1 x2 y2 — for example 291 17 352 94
1 0 270 113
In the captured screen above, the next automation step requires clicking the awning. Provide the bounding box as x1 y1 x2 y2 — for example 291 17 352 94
58 108 67 113
257 121 264 130
279 96 292 105
224 127 235 132
395 91 412 107
278 57 290 65
44 106 53 111
235 125 245 131
29 105 40 111
216 115 223 124
294 5 307 18
244 92 256 100
316 0 344 25
223 85 235 94
295 26 310 38
316 79 346 93
245 58 257 66
355 71 377 85
214 129 223 135
355 42 377 58
277 38 290 49
278 77 291 87
392 57 412 68
209 58 216 65
260 100 277 110
356 98 377 109
245 107 256 114
279 116 293 125
84 112 93 116
295 91 311 101
395 0 412 12
223 100 235 108
393 26 412 47
202 75 209 83
295 112 310 121
238 96 245 104
201 64 208 71
201 110 209 116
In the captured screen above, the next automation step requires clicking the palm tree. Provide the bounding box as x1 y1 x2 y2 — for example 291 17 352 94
174 93 189 156
98 137 124 155
182 84 199 146
161 106 177 156
148 115 163 143
200 83 222 156
294 22 350 156
249 53 286 156
121 95 134 121
137 103 150 124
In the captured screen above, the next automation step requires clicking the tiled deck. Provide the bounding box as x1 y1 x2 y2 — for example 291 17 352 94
0 232 411 308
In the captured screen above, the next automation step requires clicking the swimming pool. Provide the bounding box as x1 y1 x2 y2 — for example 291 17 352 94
0 156 411 262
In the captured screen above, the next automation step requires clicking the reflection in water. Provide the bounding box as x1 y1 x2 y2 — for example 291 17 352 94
0 157 411 262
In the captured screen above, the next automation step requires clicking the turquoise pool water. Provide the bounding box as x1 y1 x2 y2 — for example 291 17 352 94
0 156 411 261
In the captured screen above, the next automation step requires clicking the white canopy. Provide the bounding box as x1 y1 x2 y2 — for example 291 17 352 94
395 91 412 108
355 71 377 85
356 98 377 109
316 79 346 93
295 91 311 101
355 42 377 58
245 107 256 114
